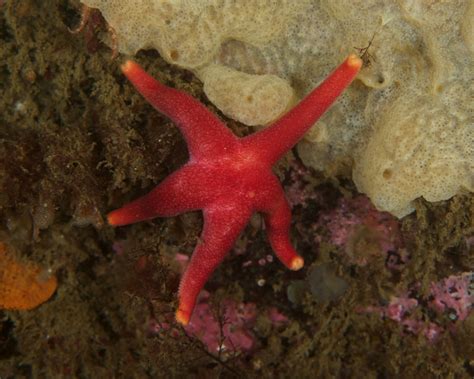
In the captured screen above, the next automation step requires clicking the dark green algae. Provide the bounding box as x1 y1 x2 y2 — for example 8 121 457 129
0 0 473 377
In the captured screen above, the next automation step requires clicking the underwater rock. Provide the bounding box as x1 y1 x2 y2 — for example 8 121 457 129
287 280 306 306
81 0 473 217
308 263 348 303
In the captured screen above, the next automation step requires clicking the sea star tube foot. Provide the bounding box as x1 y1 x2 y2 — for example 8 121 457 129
108 55 362 325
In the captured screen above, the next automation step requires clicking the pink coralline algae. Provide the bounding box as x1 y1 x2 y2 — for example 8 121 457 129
361 272 474 342
320 196 401 251
363 294 442 342
317 195 405 268
168 253 288 354
150 289 289 354
267 306 289 326
284 160 319 208
185 292 257 353
430 273 474 322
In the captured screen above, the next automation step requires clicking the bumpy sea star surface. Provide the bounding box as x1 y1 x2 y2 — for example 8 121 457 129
108 55 362 324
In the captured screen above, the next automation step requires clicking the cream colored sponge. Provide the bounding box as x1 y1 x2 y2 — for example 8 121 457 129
198 64 296 126
354 90 474 217
82 0 308 68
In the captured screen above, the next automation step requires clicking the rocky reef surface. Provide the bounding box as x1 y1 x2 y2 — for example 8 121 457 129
83 0 474 217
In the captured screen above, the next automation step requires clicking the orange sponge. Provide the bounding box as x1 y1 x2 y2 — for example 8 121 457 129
0 243 57 310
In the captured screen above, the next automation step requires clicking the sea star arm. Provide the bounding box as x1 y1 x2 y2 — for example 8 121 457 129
121 61 238 160
244 54 362 165
262 191 304 271
108 164 209 226
176 205 251 325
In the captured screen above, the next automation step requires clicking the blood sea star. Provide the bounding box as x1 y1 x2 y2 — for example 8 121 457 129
108 55 362 325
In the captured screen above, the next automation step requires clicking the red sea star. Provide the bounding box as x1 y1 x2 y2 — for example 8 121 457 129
108 55 362 325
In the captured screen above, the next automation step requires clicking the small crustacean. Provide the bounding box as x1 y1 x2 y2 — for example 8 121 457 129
0 242 57 310
354 31 378 67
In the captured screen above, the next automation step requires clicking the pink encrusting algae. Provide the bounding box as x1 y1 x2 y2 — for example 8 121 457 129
149 288 289 354
429 273 474 322
361 272 474 342
185 292 257 353
316 195 405 268
319 196 402 254
284 160 320 208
